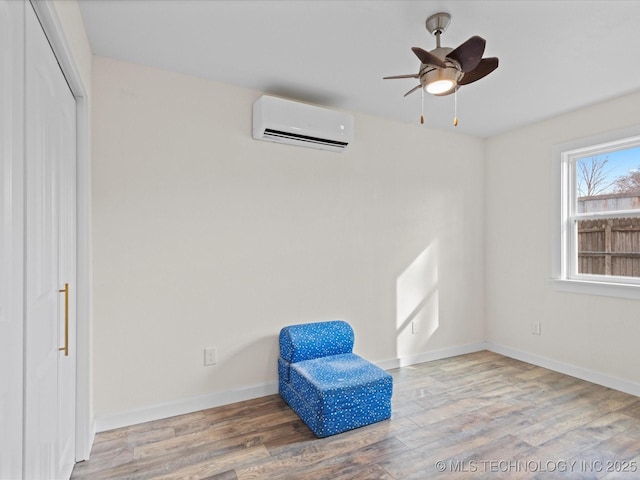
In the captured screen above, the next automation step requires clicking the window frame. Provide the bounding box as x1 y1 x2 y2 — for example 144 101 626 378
552 125 640 300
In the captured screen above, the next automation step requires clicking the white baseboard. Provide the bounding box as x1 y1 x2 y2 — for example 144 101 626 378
94 382 279 432
486 342 640 398
95 341 639 433
376 341 489 370
94 342 487 432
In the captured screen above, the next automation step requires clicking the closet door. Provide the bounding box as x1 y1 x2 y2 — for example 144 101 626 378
24 3 77 479
0 0 25 478
55 35 78 480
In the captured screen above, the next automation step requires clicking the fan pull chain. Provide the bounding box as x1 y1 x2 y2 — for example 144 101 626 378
453 87 459 127
420 86 425 125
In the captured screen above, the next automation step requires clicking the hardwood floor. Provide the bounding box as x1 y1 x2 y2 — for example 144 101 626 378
71 351 640 479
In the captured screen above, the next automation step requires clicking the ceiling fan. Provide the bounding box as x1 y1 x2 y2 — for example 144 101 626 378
384 12 499 125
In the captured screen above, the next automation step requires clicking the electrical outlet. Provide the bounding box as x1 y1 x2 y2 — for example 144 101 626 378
412 320 420 334
204 347 217 366
532 322 541 335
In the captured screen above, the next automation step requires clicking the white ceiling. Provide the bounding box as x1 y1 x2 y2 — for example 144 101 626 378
78 0 640 138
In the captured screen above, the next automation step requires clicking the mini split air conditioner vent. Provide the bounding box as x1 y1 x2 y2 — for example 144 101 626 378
252 95 354 152
262 128 349 149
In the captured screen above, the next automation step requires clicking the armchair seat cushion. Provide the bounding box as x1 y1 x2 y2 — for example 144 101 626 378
290 353 392 415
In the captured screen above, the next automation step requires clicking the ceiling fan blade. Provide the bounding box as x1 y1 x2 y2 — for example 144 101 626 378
446 36 486 72
411 47 447 68
383 73 420 80
403 84 423 97
458 57 499 85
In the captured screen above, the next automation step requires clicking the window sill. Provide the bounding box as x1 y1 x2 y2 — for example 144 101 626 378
552 278 640 301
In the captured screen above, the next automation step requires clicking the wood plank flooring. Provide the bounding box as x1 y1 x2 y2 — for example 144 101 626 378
71 351 640 479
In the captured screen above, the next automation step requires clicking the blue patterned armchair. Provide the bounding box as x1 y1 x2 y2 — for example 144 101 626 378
278 320 393 437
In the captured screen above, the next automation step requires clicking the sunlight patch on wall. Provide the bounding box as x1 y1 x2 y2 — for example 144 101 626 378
396 241 439 358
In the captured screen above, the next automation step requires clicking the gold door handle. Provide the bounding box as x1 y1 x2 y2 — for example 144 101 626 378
58 283 69 356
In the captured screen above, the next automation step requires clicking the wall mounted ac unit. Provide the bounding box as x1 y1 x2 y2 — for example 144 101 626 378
252 95 354 152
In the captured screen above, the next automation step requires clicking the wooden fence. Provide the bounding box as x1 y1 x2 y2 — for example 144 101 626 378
578 217 640 276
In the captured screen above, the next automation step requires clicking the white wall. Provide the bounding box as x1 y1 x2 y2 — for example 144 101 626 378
92 57 486 424
485 90 640 387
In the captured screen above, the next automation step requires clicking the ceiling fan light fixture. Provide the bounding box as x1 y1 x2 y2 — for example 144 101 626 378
424 66 458 95
426 79 455 95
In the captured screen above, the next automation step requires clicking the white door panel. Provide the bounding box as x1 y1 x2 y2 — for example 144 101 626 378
24 3 77 479
56 56 78 480
0 0 25 477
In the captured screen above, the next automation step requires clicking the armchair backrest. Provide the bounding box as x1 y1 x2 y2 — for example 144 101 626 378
279 320 354 363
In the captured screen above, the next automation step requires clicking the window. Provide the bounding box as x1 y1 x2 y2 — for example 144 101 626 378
553 126 640 299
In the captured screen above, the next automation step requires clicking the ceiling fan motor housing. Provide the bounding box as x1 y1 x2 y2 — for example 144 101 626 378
426 12 451 37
